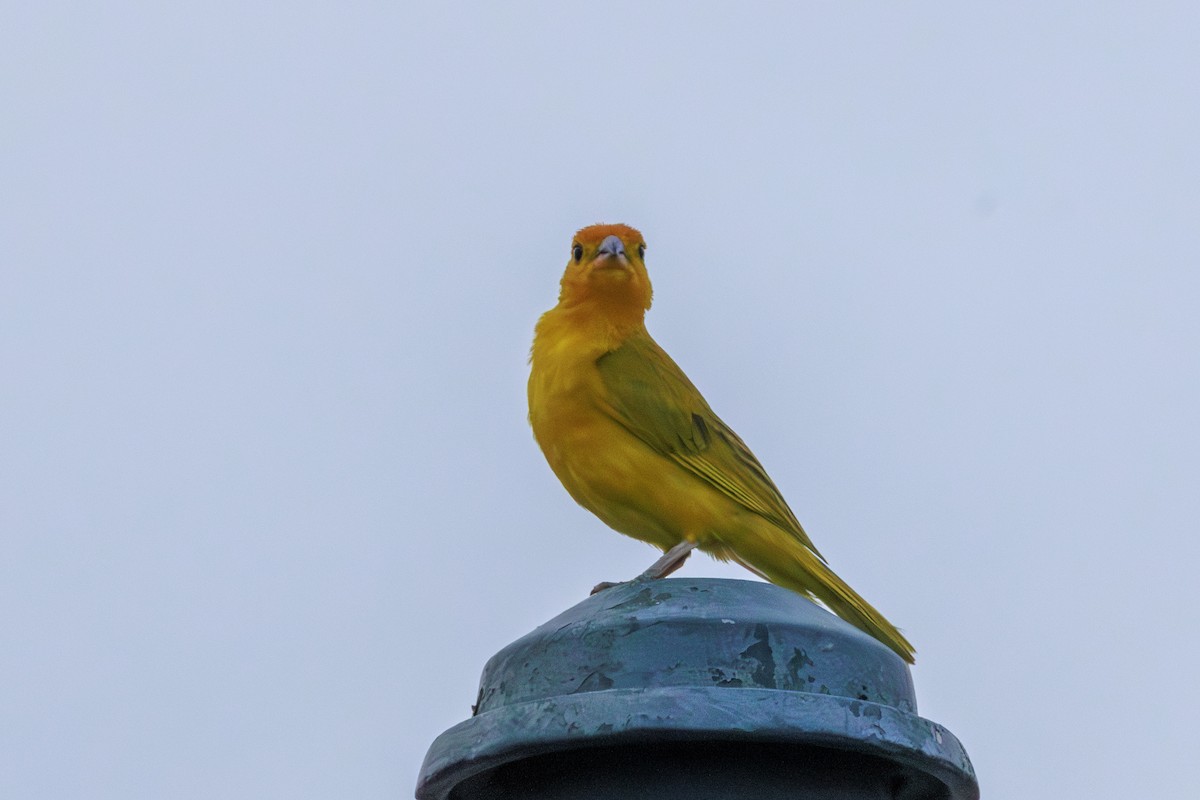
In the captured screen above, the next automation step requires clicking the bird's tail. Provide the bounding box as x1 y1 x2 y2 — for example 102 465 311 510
725 526 916 664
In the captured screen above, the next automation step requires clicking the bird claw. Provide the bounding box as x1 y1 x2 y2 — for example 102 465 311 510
590 580 624 595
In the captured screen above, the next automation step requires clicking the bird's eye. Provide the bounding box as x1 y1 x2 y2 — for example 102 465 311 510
638 243 646 259
572 244 583 263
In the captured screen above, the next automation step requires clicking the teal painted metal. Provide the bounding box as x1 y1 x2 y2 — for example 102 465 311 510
417 578 977 799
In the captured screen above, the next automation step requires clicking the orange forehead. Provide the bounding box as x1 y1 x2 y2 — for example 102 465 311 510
572 223 645 248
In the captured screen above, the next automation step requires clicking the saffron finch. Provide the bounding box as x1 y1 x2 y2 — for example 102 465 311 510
528 224 915 663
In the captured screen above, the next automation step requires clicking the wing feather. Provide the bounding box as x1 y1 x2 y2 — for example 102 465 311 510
595 330 823 559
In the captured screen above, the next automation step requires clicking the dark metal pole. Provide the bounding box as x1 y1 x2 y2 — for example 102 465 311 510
417 578 977 799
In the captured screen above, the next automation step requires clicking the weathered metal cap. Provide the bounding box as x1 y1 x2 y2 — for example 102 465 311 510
417 578 977 799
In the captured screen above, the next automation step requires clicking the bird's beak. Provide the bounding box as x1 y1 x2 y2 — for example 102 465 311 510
593 235 629 270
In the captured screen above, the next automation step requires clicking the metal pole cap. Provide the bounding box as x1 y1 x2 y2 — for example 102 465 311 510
417 578 977 799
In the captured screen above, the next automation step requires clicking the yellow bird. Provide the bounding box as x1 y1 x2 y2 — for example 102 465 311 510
528 223 915 663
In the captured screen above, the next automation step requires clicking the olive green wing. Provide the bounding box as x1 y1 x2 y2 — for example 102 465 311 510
595 330 823 559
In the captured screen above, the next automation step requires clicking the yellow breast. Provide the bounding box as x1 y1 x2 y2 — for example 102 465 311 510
528 310 735 550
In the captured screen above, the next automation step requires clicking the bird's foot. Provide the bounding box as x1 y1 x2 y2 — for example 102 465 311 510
589 541 700 596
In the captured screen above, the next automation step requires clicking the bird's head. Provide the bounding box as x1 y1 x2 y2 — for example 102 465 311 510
557 223 652 314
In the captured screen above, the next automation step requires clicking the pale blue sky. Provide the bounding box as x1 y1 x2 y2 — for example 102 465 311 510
3 3 1198 798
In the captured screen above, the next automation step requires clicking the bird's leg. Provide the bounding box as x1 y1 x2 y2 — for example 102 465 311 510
639 539 698 579
590 540 698 595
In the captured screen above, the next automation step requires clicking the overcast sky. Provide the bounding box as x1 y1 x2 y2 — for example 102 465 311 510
3 3 1198 798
